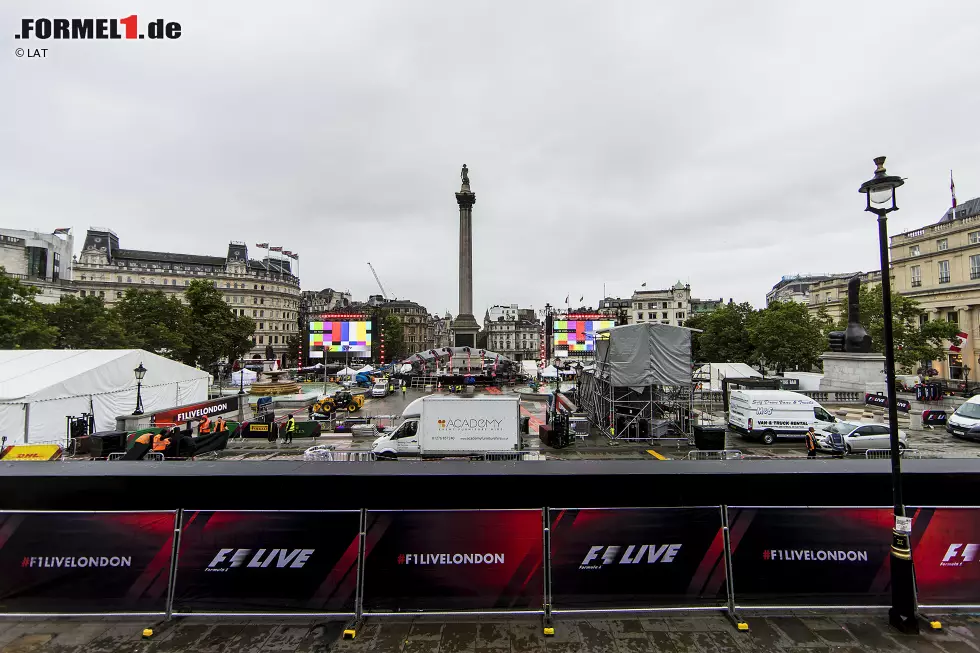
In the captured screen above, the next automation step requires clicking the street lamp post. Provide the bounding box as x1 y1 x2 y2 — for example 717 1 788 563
858 156 917 633
132 362 146 416
322 345 329 395
238 359 246 395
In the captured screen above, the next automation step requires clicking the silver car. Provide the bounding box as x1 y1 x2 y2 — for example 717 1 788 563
818 421 908 455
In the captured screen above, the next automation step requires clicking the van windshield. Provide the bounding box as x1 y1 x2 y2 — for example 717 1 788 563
954 403 980 419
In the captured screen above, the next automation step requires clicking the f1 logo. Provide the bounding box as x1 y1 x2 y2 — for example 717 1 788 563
942 544 979 566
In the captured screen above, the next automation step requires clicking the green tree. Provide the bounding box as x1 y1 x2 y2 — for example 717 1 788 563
0 268 57 348
382 314 406 361
283 332 303 367
182 280 255 368
46 295 131 349
684 302 755 363
838 285 961 372
748 300 824 374
114 289 190 360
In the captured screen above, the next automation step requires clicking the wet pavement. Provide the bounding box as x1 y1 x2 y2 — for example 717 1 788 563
2 613 980 652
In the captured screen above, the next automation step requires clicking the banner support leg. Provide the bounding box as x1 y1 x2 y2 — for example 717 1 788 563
721 506 747 632
343 508 368 640
542 507 554 637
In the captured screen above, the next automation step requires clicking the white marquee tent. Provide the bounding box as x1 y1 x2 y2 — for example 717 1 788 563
0 350 209 445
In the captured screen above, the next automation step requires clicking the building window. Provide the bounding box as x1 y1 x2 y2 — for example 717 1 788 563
252 310 257 317
826 295 832 303
910 266 921 287
647 303 655 309
661 312 668 319
676 312 685 319
910 245 920 256
971 231 980 244
184 280 189 286
259 336 264 344
99 291 105 298
116 275 122 282
80 290 86 297
938 238 948 251
260 310 264 317
947 311 959 324
939 260 950 284
116 291 123 299
637 312 644 319
661 320 669 325
127 276 132 283
259 323 264 329
274 336 279 344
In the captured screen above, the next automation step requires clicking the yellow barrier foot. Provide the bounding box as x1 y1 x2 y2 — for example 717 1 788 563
141 628 154 640
543 626 555 637
929 621 942 630
342 629 356 640
737 622 749 631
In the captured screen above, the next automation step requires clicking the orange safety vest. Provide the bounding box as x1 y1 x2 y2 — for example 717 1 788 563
199 416 212 434
805 431 816 451
152 433 171 452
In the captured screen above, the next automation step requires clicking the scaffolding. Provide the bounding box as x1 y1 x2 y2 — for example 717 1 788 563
580 324 696 443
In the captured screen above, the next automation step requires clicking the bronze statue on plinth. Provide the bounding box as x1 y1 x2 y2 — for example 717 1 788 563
828 275 872 353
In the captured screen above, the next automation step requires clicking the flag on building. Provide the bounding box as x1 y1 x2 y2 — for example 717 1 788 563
269 246 283 252
256 242 269 248
950 331 969 353
53 227 71 235
641 282 647 287
579 296 583 302
291 252 299 259
951 170 957 208
283 250 293 257
565 294 569 303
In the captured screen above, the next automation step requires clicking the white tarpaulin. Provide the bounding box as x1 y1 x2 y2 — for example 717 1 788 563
0 349 209 445
696 362 761 391
356 365 374 373
540 365 558 378
230 368 258 385
595 323 692 390
335 366 358 377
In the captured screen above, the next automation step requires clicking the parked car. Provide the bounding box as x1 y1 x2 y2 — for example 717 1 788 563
371 380 389 398
817 421 908 455
946 394 980 438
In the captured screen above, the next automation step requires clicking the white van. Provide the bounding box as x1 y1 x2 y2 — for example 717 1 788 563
728 389 837 445
946 395 980 438
370 380 389 398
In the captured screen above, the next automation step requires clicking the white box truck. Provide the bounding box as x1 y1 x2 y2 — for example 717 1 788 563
728 389 837 445
371 395 522 458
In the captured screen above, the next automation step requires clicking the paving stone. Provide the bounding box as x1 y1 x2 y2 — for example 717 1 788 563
812 627 857 645
189 625 247 653
207 624 278 653
367 622 410 652
260 625 313 651
645 631 677 652
576 622 614 653
42 624 114 653
476 624 509 649
509 623 544 653
543 643 583 653
638 619 670 632
690 631 741 653
1 633 53 653
838 622 910 653
403 637 440 653
150 624 214 651
665 632 700 652
613 634 654 653
81 626 146 653
666 616 729 632
930 641 980 653
408 623 444 642
440 623 478 653
767 617 822 646
606 621 644 638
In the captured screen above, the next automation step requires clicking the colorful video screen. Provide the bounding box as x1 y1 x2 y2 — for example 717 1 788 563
553 320 616 356
308 320 372 357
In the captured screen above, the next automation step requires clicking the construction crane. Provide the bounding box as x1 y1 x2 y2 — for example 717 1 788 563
367 262 390 300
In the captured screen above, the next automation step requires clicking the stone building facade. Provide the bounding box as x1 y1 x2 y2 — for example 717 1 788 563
630 282 691 326
72 228 301 361
0 228 75 304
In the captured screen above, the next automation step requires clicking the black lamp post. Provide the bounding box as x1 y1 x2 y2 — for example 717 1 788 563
238 359 246 395
858 156 917 633
132 362 146 415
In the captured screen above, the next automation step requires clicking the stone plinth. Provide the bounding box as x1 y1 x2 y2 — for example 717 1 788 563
819 351 887 396
452 313 480 348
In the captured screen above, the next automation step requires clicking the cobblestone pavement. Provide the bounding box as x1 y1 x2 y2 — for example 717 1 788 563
2 613 979 652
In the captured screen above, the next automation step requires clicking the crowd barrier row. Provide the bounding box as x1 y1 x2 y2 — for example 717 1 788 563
1 506 978 618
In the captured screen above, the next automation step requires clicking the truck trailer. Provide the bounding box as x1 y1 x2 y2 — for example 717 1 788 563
371 395 522 458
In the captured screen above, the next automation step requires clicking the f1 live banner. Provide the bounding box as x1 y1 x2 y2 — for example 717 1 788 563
172 511 359 613
549 507 726 609
728 508 893 606
362 510 543 612
0 511 177 614
911 507 980 606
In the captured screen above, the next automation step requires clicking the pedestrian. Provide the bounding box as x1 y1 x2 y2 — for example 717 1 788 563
805 426 817 459
401 384 407 398
284 414 296 444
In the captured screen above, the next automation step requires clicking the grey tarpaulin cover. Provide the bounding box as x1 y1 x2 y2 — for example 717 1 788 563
595 323 692 389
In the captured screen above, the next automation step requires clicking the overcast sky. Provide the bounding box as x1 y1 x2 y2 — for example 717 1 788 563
4 1 978 313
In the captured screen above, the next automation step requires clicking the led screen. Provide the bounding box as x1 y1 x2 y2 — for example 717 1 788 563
308 320 372 357
553 320 615 356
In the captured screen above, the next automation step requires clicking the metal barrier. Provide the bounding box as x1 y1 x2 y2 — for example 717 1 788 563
303 446 376 462
687 450 743 460
483 451 545 461
651 437 691 450
107 452 165 462
865 448 920 459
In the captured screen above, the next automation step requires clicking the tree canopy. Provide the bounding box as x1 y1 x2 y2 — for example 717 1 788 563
0 268 57 349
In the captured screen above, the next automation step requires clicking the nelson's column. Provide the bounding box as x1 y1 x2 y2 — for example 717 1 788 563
452 164 480 347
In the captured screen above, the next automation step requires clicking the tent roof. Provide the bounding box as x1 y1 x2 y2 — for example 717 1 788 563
0 349 209 403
